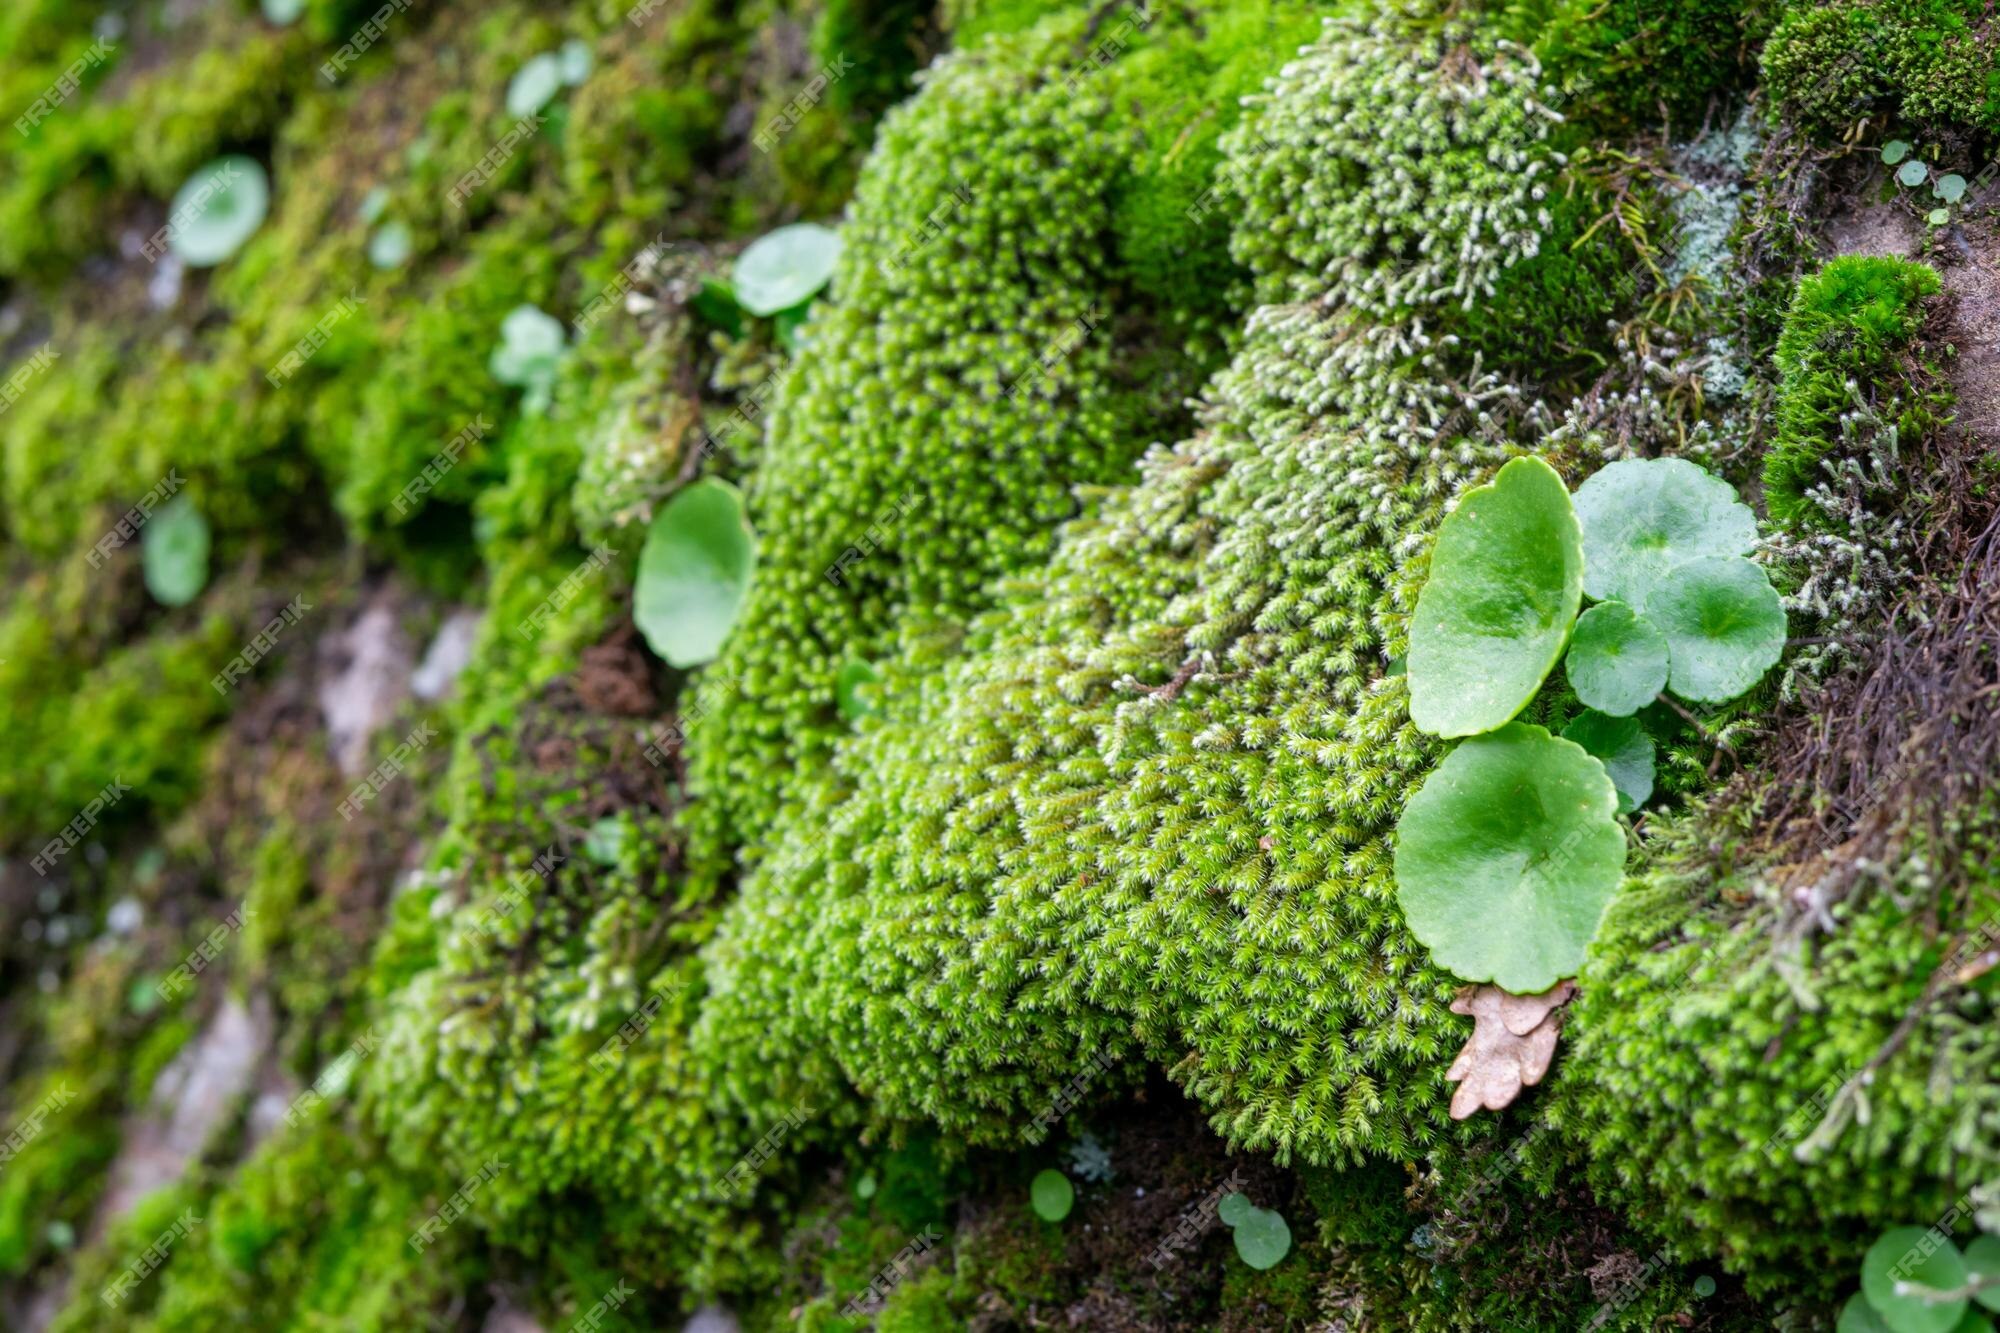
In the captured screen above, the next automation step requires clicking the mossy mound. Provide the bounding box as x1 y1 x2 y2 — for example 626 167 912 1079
1 0 1997 1325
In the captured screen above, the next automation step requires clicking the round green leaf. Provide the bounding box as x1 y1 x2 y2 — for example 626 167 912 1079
1693 1275 1717 1299
1899 160 1931 188
1217 1192 1254 1228
368 219 412 269
1394 722 1627 992
1641 556 1786 704
558 38 594 85
583 816 624 866
506 53 565 118
1561 710 1655 814
1842 1295 1897 1333
1029 1169 1073 1222
1565 601 1669 716
634 479 756 668
1966 1235 2000 1312
1863 1228 1967 1333
1571 457 1758 607
490 303 566 396
1936 174 1968 203
1931 209 1953 228
1232 1206 1291 1270
1407 457 1583 738
144 494 211 607
732 223 842 317
836 658 880 721
854 1171 877 1200
168 156 269 268
1883 140 1911 166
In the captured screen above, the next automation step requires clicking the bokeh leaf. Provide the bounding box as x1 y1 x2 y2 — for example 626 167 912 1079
506 53 565 118
168 156 270 268
1966 1235 2000 1312
634 479 756 668
732 223 842 317
1029 1169 1073 1222
143 494 211 607
368 220 412 269
1841 1295 1896 1333
836 658 880 721
1862 1228 1966 1333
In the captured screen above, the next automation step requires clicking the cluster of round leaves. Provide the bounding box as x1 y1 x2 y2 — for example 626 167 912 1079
1842 1228 2000 1333
1398 456 1785 992
1028 1170 1291 1272
1217 1191 1291 1270
1882 140 1971 229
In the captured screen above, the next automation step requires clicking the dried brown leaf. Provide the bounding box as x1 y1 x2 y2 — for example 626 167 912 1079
1445 979 1577 1120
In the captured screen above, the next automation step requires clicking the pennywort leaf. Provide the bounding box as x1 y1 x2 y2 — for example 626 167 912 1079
168 156 270 268
1571 457 1758 607
1862 1228 1966 1333
1640 556 1786 703
1561 710 1655 814
1394 722 1626 993
1408 457 1583 738
1565 601 1669 716
1029 1169 1073 1222
633 479 756 668
1967 1235 2000 1312
1230 1205 1291 1270
732 223 841 317
144 494 211 607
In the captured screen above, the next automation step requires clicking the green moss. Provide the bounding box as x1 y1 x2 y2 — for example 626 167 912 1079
685 0 1321 876
1763 0 2000 137
0 1070 119 1277
0 591 241 846
1519 0 1766 132
48 1118 478 1331
1765 254 1945 530
1553 799 2000 1300
690 5 1605 1169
